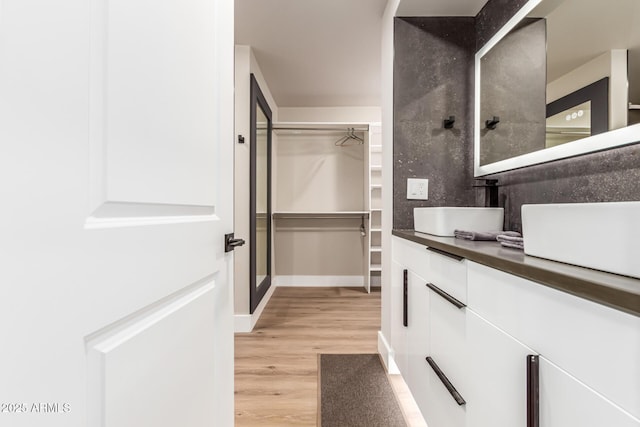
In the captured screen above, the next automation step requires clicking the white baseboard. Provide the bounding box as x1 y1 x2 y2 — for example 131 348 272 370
234 314 253 333
274 275 365 287
378 330 399 374
234 282 276 333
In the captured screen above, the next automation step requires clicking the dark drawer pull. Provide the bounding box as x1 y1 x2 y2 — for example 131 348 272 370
426 357 466 406
426 283 466 309
527 355 539 427
403 269 408 327
426 246 464 262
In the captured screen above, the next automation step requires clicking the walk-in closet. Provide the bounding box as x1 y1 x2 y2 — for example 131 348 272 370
272 123 382 291
232 52 384 330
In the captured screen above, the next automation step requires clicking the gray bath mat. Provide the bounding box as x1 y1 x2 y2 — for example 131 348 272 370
318 353 407 427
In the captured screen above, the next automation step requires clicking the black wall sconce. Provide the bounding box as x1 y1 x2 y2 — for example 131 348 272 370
443 116 456 129
485 116 500 130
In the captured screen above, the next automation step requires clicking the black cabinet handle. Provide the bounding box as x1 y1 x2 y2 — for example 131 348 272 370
403 269 408 327
426 357 466 405
527 355 539 427
426 246 464 262
426 283 466 309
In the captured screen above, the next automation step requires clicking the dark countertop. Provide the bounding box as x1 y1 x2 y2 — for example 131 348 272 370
393 229 640 317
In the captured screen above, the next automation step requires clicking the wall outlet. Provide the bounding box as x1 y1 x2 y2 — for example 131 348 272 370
407 178 428 200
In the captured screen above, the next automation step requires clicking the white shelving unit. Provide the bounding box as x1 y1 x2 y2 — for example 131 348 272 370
368 124 383 287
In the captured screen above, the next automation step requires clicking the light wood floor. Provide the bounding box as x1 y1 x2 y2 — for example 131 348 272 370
234 286 427 427
234 287 381 426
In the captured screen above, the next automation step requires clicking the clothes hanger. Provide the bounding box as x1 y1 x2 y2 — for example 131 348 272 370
334 128 363 146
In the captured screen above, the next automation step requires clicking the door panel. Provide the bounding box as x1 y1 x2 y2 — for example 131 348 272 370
90 0 218 208
87 281 217 427
0 0 235 426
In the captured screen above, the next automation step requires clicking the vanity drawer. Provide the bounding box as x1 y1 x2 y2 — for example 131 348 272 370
467 261 640 419
392 236 430 279
424 246 467 304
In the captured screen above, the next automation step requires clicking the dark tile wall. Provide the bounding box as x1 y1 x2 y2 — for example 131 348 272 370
480 18 546 165
393 17 476 230
393 1 640 233
476 0 528 51
493 144 640 232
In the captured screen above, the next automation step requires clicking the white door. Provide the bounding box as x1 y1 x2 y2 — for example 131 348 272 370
0 0 235 426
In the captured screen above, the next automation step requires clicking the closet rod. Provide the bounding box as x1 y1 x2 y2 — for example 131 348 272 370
273 126 369 132
274 216 369 219
273 213 370 219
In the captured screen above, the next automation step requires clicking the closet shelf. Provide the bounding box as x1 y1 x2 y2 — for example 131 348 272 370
370 165 382 171
273 211 369 219
370 184 382 189
370 208 382 212
371 228 382 232
370 264 382 272
371 246 382 252
370 146 382 153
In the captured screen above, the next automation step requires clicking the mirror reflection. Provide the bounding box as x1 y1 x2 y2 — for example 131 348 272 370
256 105 268 288
546 100 591 147
478 0 640 168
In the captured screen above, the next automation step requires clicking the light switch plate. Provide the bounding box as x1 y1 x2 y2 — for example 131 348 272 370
407 178 428 200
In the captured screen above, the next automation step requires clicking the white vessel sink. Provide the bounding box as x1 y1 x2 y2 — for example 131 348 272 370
414 207 504 237
522 202 640 278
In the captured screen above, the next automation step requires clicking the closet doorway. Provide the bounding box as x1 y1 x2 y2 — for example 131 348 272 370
271 123 381 291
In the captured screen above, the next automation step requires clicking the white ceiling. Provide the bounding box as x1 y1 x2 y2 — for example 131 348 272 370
235 0 488 108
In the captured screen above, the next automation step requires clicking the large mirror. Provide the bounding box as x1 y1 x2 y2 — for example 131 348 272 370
250 74 272 313
475 0 640 176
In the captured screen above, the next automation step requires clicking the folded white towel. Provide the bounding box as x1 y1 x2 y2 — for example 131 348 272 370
454 230 521 241
497 234 524 250
496 234 524 243
499 241 524 250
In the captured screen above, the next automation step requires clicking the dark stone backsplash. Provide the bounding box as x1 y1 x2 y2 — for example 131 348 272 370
393 17 476 230
393 0 640 233
492 144 640 233
475 0 529 51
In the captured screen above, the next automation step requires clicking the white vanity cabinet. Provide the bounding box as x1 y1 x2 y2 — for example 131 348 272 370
423 248 469 427
467 261 640 423
390 234 640 427
391 237 431 387
392 237 469 427
390 259 409 375
464 310 534 427
538 356 640 427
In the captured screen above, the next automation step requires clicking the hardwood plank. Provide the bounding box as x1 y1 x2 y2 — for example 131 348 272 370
234 287 379 426
234 286 426 426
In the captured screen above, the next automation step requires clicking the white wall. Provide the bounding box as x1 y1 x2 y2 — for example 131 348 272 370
547 50 628 130
278 106 381 123
380 0 401 372
234 45 278 331
274 130 367 280
275 132 365 211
